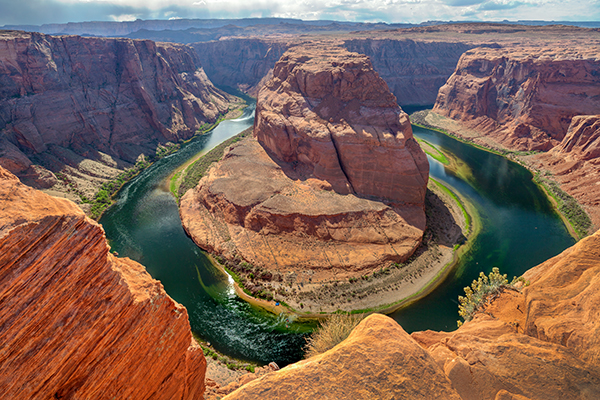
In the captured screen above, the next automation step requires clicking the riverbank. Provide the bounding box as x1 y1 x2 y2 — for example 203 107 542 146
42 103 247 221
202 174 479 320
411 110 592 240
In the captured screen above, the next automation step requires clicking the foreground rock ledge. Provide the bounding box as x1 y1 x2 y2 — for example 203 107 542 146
225 230 600 400
180 45 429 279
0 166 205 399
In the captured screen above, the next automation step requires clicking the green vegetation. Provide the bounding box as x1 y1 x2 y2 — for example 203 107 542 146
304 313 365 358
88 142 179 220
430 178 471 235
534 174 591 239
458 267 529 327
416 138 449 165
176 127 253 198
196 339 257 372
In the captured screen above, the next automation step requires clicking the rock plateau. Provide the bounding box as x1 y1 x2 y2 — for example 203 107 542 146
0 166 205 399
180 45 429 280
225 229 600 399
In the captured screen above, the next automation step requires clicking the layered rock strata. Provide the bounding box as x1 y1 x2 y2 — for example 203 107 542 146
192 39 289 97
180 45 429 278
0 30 237 191
535 115 600 228
225 230 600 399
0 166 205 399
343 39 474 106
433 46 600 151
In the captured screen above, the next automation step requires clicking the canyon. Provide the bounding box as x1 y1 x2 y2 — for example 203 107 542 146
180 44 430 286
0 30 241 208
0 166 205 399
1 21 600 399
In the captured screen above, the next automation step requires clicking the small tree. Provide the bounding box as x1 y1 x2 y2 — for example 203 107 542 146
457 267 528 327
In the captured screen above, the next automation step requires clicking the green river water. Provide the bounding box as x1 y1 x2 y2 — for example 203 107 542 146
100 105 574 366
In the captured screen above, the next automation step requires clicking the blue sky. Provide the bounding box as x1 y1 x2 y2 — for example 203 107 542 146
0 0 599 26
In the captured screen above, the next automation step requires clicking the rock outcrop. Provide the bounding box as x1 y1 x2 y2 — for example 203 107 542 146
180 45 429 279
0 166 205 399
225 230 600 399
224 314 462 400
535 115 600 229
0 30 238 190
254 45 429 204
433 46 600 151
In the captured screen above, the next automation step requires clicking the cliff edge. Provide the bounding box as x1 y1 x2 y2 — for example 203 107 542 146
0 166 205 399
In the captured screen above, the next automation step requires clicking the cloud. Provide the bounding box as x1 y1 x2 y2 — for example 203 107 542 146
0 0 597 27
477 0 530 10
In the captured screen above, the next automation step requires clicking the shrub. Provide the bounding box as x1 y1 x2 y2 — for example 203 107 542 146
303 313 364 358
457 267 528 327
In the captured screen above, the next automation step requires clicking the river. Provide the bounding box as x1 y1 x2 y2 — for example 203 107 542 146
100 106 574 366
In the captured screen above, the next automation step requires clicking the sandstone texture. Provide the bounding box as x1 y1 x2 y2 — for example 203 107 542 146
225 230 600 399
434 46 600 152
0 166 205 399
535 115 600 228
254 45 429 204
0 30 237 190
224 314 463 400
180 45 428 279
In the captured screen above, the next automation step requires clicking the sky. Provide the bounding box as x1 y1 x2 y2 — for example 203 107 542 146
0 0 599 27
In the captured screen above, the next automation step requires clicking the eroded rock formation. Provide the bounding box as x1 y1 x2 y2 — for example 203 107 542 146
0 166 205 399
433 46 600 151
534 115 600 228
0 30 238 191
225 230 600 399
180 45 429 279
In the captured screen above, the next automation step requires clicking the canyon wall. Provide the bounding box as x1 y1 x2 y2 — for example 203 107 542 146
0 165 205 399
180 44 429 281
192 39 289 96
225 229 600 399
192 37 473 106
343 39 474 106
0 30 236 189
433 46 600 151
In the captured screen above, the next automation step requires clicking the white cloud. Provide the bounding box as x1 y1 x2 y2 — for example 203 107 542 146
1 0 599 26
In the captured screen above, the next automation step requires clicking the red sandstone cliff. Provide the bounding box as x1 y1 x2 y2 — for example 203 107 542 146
254 44 429 204
0 30 238 186
0 166 205 399
225 230 600 399
180 45 429 281
433 46 600 151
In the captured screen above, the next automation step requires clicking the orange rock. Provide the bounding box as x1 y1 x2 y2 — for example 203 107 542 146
254 44 429 204
535 115 600 229
225 231 600 400
223 314 462 400
0 166 205 399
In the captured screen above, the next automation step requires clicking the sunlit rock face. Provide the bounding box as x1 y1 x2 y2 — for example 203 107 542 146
0 166 205 399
